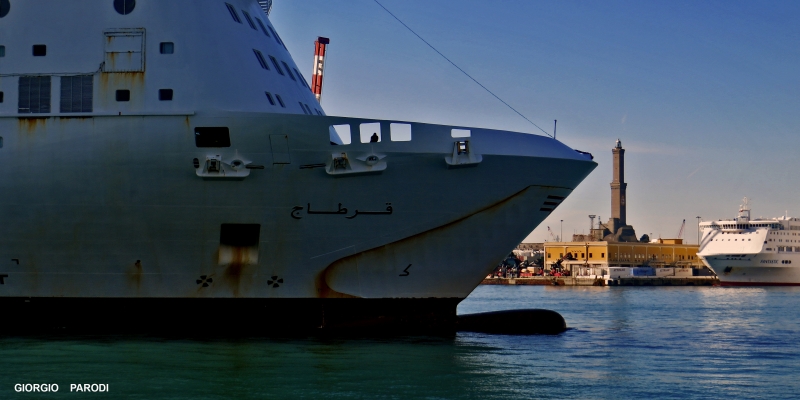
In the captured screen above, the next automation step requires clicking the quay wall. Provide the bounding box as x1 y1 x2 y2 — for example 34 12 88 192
481 276 718 287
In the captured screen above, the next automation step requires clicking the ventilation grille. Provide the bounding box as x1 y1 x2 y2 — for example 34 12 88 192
60 75 93 113
540 195 565 212
18 76 51 114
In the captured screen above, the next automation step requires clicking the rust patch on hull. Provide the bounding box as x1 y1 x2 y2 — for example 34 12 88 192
127 260 143 291
99 71 145 91
17 118 48 133
218 246 256 298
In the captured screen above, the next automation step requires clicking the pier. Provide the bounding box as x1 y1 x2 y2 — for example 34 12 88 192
481 276 718 286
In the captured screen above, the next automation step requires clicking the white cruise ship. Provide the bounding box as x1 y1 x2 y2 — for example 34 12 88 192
698 198 800 286
0 0 596 332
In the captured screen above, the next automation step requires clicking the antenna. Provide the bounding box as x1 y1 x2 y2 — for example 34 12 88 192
554 120 557 140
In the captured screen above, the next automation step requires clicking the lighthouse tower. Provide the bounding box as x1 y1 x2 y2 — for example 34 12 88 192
611 139 627 227
605 139 638 242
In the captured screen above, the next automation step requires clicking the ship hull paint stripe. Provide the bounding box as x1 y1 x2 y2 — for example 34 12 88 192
0 297 463 334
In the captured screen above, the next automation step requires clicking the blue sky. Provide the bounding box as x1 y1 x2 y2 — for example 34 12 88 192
271 0 800 244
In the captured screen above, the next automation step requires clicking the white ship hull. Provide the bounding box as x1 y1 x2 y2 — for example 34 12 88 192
0 113 594 331
698 200 800 286
702 255 800 286
0 1 596 331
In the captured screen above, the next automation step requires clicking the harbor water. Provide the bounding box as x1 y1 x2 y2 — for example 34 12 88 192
2 286 799 399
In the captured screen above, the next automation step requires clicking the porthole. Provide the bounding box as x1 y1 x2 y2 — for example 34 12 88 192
113 0 135 15
0 0 9 19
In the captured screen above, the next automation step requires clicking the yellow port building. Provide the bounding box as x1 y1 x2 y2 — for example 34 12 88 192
543 239 703 275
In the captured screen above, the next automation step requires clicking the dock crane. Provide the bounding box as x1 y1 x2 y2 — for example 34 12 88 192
676 219 686 240
547 226 558 242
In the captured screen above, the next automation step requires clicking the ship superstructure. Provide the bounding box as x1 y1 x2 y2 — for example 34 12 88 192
0 0 596 332
698 198 800 285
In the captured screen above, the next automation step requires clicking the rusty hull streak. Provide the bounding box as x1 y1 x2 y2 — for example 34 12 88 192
17 117 48 134
217 246 254 298
316 185 545 298
99 71 145 91
127 260 143 291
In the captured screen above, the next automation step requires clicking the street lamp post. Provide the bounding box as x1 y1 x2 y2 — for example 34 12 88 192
696 216 701 244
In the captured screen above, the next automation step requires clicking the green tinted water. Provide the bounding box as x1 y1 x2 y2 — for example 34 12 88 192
2 285 799 399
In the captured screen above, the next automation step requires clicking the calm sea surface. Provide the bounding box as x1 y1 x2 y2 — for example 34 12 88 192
2 286 799 399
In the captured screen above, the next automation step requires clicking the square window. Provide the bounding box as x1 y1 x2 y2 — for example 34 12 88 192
360 122 381 143
32 45 46 57
275 94 285 108
160 42 174 54
0 46 5 57
159 89 173 101
116 90 130 102
330 124 352 145
0 92 3 103
265 92 275 105
390 123 412 141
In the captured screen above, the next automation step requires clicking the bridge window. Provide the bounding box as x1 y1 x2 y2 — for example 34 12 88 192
275 94 285 108
253 50 269 70
256 19 270 37
242 10 257 30
269 56 284 75
265 92 275 105
282 62 296 81
294 69 311 89
225 3 242 23
268 26 286 48
298 102 309 115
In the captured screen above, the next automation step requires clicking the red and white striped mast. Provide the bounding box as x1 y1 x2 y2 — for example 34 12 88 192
311 37 330 103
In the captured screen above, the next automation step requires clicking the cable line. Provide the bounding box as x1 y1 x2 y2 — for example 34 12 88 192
372 0 553 138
